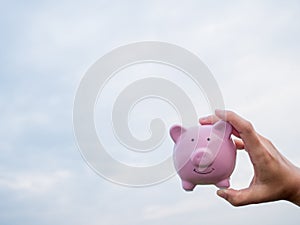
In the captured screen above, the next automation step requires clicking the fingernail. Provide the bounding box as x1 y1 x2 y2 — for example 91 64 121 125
217 189 228 199
199 116 209 122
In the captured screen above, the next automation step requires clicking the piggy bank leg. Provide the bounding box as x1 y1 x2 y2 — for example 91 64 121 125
182 180 196 191
216 179 230 188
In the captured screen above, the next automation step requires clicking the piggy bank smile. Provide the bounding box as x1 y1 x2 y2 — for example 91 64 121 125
193 167 215 175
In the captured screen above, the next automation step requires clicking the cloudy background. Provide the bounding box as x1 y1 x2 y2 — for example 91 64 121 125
1 0 300 224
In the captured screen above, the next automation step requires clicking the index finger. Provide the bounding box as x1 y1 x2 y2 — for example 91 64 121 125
199 114 241 138
199 114 219 125
215 110 262 154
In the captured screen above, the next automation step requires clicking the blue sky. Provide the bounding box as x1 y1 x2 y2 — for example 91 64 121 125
1 0 300 224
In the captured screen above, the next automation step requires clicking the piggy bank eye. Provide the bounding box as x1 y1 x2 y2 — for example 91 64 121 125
207 137 210 141
191 138 195 142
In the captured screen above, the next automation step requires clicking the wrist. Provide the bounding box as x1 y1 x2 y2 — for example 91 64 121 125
287 166 300 206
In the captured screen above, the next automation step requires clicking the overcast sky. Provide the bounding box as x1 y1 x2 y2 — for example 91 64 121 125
1 0 300 224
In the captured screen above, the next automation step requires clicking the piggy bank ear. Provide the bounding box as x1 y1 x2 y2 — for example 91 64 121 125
212 121 232 139
169 125 186 143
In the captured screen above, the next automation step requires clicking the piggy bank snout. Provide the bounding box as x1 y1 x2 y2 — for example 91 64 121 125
190 148 214 168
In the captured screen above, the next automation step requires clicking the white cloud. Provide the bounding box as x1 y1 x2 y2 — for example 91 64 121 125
0 170 71 194
1 0 300 225
143 192 216 220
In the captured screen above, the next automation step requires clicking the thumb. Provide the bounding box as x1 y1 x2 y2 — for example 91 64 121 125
217 188 255 206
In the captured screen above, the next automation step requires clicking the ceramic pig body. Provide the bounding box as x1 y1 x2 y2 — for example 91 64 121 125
170 121 236 191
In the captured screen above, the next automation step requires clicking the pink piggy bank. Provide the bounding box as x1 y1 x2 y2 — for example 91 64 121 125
170 120 236 191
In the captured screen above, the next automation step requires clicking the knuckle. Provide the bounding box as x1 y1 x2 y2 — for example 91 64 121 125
264 138 273 146
231 202 240 207
229 198 242 207
228 196 241 207
228 190 246 207
243 121 254 134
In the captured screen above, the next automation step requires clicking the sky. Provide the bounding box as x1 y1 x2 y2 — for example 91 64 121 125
1 0 300 224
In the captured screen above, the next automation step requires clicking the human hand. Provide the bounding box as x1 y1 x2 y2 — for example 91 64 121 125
199 110 300 207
